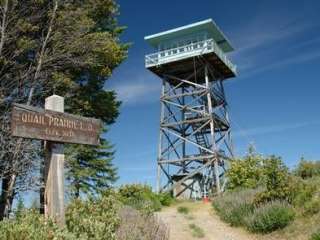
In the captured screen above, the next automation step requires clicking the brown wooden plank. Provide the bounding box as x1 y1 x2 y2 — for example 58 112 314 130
11 104 102 145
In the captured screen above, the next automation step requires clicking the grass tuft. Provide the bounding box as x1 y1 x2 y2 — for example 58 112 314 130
189 223 205 238
310 230 320 240
177 206 189 214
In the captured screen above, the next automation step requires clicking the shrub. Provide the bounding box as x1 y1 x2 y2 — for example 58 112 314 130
303 198 320 215
254 156 291 204
189 223 205 238
116 206 169 240
226 148 263 190
290 177 317 207
118 184 162 213
0 209 74 240
310 230 320 240
177 206 189 214
244 201 295 233
295 158 320 179
213 188 259 226
157 192 174 206
66 194 121 240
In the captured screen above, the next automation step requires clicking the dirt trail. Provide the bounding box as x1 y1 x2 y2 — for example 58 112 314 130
158 201 260 240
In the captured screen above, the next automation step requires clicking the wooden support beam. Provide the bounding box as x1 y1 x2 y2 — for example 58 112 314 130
44 95 65 226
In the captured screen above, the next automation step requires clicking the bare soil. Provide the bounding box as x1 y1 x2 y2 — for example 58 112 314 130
158 201 260 240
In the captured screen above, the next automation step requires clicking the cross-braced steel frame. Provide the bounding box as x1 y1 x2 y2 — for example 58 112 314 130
157 58 234 198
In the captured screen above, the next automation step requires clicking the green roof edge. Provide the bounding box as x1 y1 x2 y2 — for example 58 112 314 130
144 19 235 52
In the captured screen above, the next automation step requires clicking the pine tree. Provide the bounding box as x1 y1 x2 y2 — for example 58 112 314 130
0 0 128 216
66 137 118 198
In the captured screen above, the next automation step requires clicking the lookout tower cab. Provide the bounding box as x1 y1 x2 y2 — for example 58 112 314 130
145 19 237 81
145 19 237 199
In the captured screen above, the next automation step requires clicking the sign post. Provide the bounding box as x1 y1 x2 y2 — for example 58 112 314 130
44 95 65 226
11 95 101 226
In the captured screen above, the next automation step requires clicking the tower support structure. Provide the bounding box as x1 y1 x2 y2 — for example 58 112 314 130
145 19 237 198
157 58 233 198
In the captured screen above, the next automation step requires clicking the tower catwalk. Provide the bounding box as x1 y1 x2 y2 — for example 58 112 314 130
145 19 237 198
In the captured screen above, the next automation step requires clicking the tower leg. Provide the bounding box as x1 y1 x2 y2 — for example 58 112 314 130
157 80 165 193
204 64 221 194
157 163 161 193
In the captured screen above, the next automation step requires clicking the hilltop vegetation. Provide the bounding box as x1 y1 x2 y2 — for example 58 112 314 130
0 184 173 240
213 148 320 239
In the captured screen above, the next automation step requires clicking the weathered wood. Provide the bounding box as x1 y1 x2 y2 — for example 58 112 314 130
44 95 65 226
11 102 101 145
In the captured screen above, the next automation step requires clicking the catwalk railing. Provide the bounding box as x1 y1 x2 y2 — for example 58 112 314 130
145 38 237 75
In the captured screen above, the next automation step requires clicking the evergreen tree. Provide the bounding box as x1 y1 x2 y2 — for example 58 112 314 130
66 138 118 198
59 0 127 198
0 0 128 216
14 197 24 219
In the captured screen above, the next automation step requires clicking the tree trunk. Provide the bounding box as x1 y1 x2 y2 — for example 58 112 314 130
0 0 9 56
0 174 16 220
75 182 80 199
0 177 9 220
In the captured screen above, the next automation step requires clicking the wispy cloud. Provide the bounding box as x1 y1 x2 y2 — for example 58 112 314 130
110 68 161 105
114 80 160 104
229 6 320 75
244 50 320 77
234 121 320 138
121 166 155 172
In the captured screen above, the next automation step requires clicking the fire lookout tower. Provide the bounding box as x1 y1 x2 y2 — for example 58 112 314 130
145 19 237 198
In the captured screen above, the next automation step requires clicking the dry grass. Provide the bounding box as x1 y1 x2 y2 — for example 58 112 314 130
116 206 169 240
260 211 320 240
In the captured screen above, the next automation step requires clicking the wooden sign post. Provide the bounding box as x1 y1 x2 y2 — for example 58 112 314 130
44 95 65 226
11 95 101 226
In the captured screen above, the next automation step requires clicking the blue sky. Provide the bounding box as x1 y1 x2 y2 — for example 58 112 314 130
106 0 320 187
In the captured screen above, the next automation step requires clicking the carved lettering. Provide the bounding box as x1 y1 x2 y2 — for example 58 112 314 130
12 104 101 145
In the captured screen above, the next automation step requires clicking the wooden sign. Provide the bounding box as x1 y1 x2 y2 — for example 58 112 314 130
11 103 102 145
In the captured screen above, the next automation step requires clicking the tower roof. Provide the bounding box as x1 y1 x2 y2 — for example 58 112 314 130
144 19 234 53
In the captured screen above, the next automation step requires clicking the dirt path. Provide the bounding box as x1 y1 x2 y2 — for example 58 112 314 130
158 201 260 240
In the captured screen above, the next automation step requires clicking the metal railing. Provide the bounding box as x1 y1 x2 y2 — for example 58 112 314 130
145 38 237 74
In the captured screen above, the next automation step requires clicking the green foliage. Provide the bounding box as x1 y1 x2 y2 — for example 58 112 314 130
289 177 320 215
227 147 263 190
244 201 295 233
189 223 205 238
177 206 189 214
65 194 121 240
1 0 128 218
294 158 320 179
66 138 118 198
118 184 163 214
0 209 74 240
289 177 317 207
311 230 320 240
61 0 128 200
213 188 259 226
157 192 174 206
303 198 320 216
0 192 170 240
254 156 291 204
14 197 25 219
